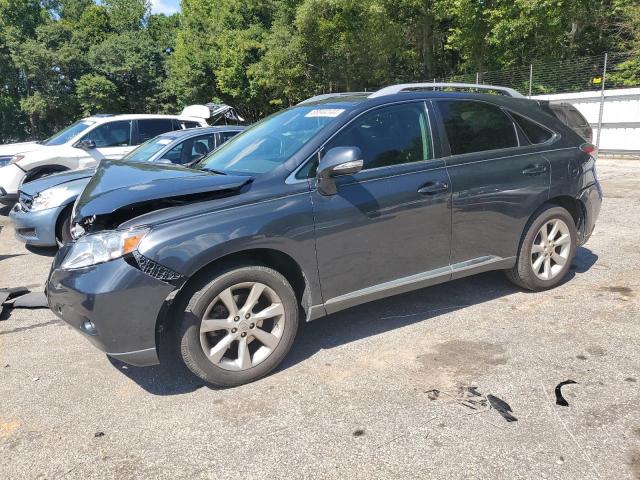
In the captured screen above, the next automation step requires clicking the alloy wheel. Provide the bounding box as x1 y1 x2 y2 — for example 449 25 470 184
199 282 286 371
530 218 572 280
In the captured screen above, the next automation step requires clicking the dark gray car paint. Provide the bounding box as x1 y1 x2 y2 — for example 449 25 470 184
48 90 602 366
74 160 252 220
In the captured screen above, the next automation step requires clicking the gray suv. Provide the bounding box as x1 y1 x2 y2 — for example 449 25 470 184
47 83 602 387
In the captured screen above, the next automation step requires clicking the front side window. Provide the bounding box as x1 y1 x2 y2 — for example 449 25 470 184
123 136 175 162
44 120 95 146
138 119 175 143
198 105 347 175
81 120 132 148
324 103 431 171
437 100 518 155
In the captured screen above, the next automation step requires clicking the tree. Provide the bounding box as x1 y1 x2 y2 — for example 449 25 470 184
75 74 121 115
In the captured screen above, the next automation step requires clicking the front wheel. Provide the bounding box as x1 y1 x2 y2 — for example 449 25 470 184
177 265 299 387
506 205 577 291
55 207 74 246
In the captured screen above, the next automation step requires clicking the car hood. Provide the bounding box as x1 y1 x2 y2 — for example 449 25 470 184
20 169 95 196
0 141 44 157
74 160 252 225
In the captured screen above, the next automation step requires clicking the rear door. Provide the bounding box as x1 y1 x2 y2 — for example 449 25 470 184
435 99 551 276
311 101 452 312
136 119 176 144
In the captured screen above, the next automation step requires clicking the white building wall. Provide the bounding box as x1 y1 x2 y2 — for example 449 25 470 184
533 88 640 152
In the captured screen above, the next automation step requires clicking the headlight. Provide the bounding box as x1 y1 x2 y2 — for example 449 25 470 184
60 227 149 270
30 187 72 211
10 154 25 164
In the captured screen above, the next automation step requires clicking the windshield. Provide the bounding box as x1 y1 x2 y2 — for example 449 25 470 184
123 137 174 162
198 105 347 175
44 120 95 146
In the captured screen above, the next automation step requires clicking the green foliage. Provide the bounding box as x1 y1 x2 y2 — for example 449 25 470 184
0 0 639 141
75 74 121 115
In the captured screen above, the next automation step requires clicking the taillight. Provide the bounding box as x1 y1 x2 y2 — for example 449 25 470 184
580 143 597 156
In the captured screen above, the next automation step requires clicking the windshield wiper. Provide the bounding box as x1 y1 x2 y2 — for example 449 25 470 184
199 167 227 175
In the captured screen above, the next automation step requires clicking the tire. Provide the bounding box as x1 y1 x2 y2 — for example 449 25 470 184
55 207 73 247
506 205 577 291
25 169 58 183
177 265 299 387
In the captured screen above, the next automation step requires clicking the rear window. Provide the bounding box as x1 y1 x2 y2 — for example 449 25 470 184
550 104 588 128
511 112 554 144
566 109 589 127
437 100 518 155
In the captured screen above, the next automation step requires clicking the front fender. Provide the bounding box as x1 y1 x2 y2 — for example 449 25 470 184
137 188 322 305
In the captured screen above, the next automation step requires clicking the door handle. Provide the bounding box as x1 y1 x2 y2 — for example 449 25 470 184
418 181 449 195
522 164 548 176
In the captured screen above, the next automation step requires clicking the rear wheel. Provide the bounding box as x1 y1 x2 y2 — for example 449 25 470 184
177 265 299 387
506 205 577 291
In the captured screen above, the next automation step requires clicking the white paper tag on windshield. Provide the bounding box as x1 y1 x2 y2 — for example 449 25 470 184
305 109 345 118
157 139 172 145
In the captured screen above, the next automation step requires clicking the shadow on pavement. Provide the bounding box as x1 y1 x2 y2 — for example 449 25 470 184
113 247 598 395
25 245 58 257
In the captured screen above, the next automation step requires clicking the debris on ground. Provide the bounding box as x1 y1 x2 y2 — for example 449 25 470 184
486 394 518 422
425 386 517 422
555 380 578 407
0 286 48 318
12 292 48 309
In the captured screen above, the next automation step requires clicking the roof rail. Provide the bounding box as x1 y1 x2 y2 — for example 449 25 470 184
369 82 525 99
298 92 369 105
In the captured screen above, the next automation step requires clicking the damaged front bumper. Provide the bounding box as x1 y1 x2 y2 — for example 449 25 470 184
9 203 60 246
47 245 179 366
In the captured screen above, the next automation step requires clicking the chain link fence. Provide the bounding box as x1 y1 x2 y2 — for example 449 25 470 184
437 52 640 158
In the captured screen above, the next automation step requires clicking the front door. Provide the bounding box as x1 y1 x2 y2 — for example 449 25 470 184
434 99 551 275
79 120 134 168
310 102 452 313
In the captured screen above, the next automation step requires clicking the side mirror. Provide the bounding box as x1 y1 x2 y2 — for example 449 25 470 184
76 139 96 150
316 146 364 196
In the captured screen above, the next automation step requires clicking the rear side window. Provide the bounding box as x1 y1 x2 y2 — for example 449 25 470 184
218 130 240 144
325 102 432 170
511 112 554 144
164 134 216 164
437 100 518 155
81 120 132 147
138 119 175 143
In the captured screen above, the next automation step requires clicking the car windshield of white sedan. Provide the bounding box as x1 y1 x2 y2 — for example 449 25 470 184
198 106 346 175
123 137 174 162
43 120 95 146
